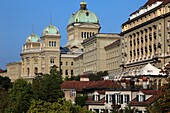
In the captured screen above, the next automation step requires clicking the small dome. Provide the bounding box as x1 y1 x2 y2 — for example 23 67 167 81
68 2 99 25
43 24 60 36
26 33 40 43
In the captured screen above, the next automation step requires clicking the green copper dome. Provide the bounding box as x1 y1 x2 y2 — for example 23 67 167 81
68 1 99 25
26 33 40 43
43 24 60 36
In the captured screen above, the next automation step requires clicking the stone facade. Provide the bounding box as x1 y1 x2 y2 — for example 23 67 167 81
104 39 122 78
121 0 170 76
81 33 120 74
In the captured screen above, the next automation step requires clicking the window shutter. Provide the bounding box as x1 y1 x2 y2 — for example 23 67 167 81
127 95 130 103
121 95 123 104
93 95 95 101
143 95 146 101
106 95 108 103
98 95 100 101
112 95 115 104
137 95 139 102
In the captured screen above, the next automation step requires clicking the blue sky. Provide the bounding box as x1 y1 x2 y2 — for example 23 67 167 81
0 0 147 69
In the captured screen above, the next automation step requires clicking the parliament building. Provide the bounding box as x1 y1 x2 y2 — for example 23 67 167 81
1 0 170 82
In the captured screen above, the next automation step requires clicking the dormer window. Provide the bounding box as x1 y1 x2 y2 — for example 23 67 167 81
93 92 100 101
137 94 145 102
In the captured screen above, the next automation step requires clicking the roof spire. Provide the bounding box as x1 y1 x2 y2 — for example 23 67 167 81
50 13 52 25
80 0 87 10
32 24 34 35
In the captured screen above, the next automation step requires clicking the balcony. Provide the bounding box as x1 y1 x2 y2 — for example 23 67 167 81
22 48 41 53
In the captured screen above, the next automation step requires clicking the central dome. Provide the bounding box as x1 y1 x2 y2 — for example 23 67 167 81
68 1 99 25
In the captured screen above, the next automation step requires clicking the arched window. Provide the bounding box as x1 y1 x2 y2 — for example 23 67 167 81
27 68 30 76
158 79 161 89
34 67 38 74
84 32 86 38
154 79 157 89
81 32 84 38
71 70 74 76
87 32 89 38
149 80 153 89
65 70 68 75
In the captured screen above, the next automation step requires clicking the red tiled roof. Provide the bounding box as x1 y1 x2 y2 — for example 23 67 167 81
0 68 5 73
141 89 162 95
144 0 163 7
86 80 122 89
130 95 161 106
61 80 122 91
86 97 105 105
163 0 170 4
130 90 162 106
61 81 91 91
130 0 170 16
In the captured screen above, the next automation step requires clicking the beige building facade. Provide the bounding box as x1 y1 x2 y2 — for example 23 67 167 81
121 0 170 76
104 39 122 78
82 33 120 74
5 1 102 81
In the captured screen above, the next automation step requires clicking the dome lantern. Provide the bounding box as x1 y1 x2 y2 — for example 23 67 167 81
68 1 99 25
80 1 87 10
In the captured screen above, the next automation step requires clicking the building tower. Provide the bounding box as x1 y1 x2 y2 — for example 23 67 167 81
65 1 100 50
41 23 61 73
21 33 41 81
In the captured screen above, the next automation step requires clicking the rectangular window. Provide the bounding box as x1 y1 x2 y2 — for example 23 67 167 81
50 58 55 64
109 95 112 103
70 90 76 97
124 95 130 103
49 41 56 47
116 94 121 104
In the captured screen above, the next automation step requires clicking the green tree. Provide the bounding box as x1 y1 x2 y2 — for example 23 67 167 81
89 71 109 81
0 87 9 113
0 75 11 90
28 99 93 113
65 76 80 81
147 78 170 113
32 65 64 102
75 95 88 107
6 79 35 113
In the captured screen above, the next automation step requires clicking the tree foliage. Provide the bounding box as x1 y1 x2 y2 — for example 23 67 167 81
28 99 93 113
65 76 80 81
0 87 9 113
6 79 35 113
0 75 11 90
147 78 170 113
75 95 88 107
32 65 64 102
89 71 109 81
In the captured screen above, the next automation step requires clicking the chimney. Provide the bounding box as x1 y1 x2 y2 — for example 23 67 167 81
142 77 148 89
80 74 90 81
